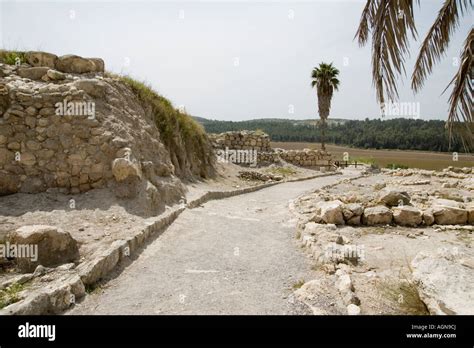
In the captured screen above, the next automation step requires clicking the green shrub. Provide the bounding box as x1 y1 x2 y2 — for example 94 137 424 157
352 157 376 165
386 163 409 169
264 166 297 177
292 279 305 289
0 283 24 309
0 50 26 65
377 278 429 315
119 76 212 177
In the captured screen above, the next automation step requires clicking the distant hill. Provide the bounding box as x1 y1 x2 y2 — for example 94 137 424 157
193 117 468 153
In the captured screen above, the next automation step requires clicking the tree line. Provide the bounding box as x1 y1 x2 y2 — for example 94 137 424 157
196 117 470 153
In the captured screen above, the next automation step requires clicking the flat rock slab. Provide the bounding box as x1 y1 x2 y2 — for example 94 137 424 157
411 250 474 315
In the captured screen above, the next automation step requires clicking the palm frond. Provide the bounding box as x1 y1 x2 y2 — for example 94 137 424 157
356 0 418 104
412 0 473 92
355 0 377 46
444 28 473 151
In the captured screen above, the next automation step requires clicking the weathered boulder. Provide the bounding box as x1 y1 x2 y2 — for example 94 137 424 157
9 225 79 273
89 58 105 72
392 206 422 226
347 304 361 315
0 170 19 195
411 250 474 315
323 243 363 264
466 203 474 224
362 206 393 225
432 199 468 225
112 157 142 182
0 83 9 115
422 209 435 226
46 69 66 81
17 67 49 80
378 189 410 207
55 55 104 74
73 79 106 98
25 51 57 68
315 200 345 225
303 222 322 236
336 273 353 293
292 279 343 315
0 148 14 166
433 198 462 208
346 215 361 225
342 203 364 220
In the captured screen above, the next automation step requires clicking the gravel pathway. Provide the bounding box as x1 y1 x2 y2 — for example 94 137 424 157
69 172 355 315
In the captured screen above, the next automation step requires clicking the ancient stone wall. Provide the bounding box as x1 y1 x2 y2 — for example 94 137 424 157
0 56 113 195
209 131 271 152
275 148 333 168
210 131 333 169
0 51 214 214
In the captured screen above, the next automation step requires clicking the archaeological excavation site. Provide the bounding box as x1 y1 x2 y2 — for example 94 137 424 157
0 49 472 328
0 1 473 344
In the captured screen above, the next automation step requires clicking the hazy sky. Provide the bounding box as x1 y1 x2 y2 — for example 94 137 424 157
1 0 472 121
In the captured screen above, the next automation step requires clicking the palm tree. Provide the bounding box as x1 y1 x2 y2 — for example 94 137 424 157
355 0 473 150
311 62 340 151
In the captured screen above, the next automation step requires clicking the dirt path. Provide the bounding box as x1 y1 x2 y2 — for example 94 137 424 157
69 171 357 315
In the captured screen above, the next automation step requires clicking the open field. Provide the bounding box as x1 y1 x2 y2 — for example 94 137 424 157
271 142 473 170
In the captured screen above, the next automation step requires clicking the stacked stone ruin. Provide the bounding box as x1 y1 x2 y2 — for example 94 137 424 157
275 148 333 168
209 131 271 152
0 51 200 209
209 131 334 169
0 52 110 195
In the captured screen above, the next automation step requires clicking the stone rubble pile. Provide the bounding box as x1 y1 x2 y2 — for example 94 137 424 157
297 221 363 314
385 166 473 178
237 170 283 182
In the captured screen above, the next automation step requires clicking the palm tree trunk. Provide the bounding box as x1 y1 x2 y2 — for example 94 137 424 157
321 120 326 151
317 92 330 151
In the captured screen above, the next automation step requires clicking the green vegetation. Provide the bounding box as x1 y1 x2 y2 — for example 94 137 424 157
85 283 104 295
264 166 297 177
0 283 24 309
352 157 376 165
196 117 470 153
386 163 409 170
292 279 305 289
119 76 213 177
377 278 429 315
0 50 26 65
